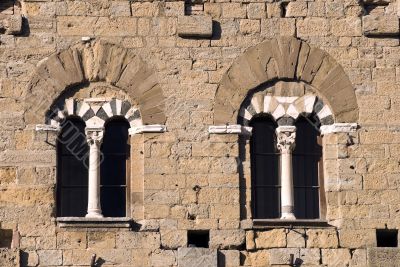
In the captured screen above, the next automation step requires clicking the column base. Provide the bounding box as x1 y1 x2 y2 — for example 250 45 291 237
85 211 104 218
280 212 296 220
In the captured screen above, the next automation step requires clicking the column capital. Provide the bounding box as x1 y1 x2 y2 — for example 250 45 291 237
276 126 296 154
85 127 104 146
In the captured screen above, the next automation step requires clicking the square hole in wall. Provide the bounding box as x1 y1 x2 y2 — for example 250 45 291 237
376 229 398 247
188 230 209 248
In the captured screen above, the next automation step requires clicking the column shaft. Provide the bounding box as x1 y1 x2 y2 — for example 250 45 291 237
85 128 104 218
276 126 296 220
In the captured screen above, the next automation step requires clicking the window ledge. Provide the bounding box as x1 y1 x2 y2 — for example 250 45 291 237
252 219 334 229
56 217 133 228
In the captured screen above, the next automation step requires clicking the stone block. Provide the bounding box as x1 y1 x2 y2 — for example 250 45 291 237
287 229 306 247
161 230 187 249
367 248 400 266
285 1 307 17
339 229 376 248
210 229 245 249
306 229 338 248
239 19 261 34
37 250 62 266
87 232 116 249
297 18 329 37
56 231 86 249
363 15 399 36
178 247 217 267
0 248 20 267
300 248 321 265
269 248 300 265
151 249 177 267
322 248 351 266
255 229 286 249
165 1 185 17
331 17 362 37
0 167 16 184
350 249 367 266
222 3 246 18
177 16 212 38
1 15 22 35
245 250 270 266
246 230 256 250
247 3 265 19
116 232 160 249
218 250 240 266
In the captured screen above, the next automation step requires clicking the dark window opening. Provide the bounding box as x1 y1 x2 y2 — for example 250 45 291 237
377 229 398 247
293 116 322 219
57 117 89 217
100 117 130 217
188 230 209 248
250 116 280 219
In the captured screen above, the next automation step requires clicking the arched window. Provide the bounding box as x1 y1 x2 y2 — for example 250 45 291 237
293 116 322 219
100 117 130 217
57 117 89 217
250 116 280 219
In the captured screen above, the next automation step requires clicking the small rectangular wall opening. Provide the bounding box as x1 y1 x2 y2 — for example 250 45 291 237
188 230 209 248
376 229 398 247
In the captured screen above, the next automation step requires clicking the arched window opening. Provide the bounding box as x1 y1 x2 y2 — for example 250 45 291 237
57 117 89 217
100 117 130 217
293 116 322 219
250 116 280 219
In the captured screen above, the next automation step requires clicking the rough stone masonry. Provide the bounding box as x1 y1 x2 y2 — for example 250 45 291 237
0 0 399 266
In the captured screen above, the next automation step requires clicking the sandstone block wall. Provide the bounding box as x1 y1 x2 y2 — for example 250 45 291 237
0 0 399 266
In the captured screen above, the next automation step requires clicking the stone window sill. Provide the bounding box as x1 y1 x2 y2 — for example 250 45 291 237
56 217 133 228
252 219 334 229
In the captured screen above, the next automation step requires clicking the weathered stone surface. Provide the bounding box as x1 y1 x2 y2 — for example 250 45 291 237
285 1 307 17
38 249 62 266
322 248 351 266
0 249 19 267
339 229 376 248
269 248 300 265
287 229 305 248
367 248 400 266
178 248 217 267
1 15 22 35
306 229 338 248
254 229 287 249
210 229 245 249
161 229 187 249
362 15 399 36
177 16 213 38
116 232 160 249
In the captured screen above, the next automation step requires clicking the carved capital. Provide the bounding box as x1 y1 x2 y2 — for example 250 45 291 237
85 127 104 146
276 126 296 154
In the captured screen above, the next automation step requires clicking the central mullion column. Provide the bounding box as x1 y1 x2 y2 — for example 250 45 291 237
276 125 296 219
85 127 104 218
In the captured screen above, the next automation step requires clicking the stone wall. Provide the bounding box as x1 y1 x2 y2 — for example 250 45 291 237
0 0 399 266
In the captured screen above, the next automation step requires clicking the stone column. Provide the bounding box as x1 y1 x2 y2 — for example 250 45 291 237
276 125 296 220
85 127 104 218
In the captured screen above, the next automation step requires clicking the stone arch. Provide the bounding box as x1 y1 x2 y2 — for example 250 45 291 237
213 37 358 125
25 41 166 126
48 98 142 129
238 81 334 126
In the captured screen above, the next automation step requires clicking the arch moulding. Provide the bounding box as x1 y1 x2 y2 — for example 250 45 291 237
25 40 166 127
213 37 359 125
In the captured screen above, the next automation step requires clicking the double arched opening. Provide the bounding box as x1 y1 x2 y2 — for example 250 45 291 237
56 116 130 218
250 114 322 220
